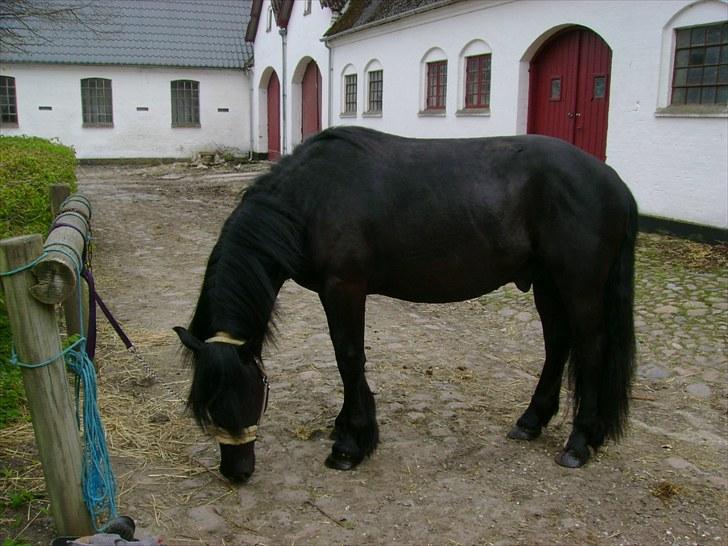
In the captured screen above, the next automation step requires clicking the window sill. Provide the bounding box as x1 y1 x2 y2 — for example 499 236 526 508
655 104 728 118
362 111 382 118
418 109 446 117
339 112 357 118
0 122 19 129
456 108 490 117
82 123 114 128
172 123 202 128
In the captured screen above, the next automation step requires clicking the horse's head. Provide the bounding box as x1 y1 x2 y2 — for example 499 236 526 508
174 327 269 484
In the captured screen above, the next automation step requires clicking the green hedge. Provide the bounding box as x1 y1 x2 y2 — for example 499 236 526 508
0 136 77 428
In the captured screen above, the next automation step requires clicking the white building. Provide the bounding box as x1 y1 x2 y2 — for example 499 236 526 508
0 1 254 159
246 0 727 233
2 0 726 235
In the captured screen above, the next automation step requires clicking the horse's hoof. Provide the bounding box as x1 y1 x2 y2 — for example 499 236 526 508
507 424 541 441
325 451 363 471
555 448 589 468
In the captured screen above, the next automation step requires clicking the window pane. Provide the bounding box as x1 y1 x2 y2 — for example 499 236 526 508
675 49 690 67
687 67 703 85
689 48 705 66
691 27 706 46
701 86 716 103
718 65 728 84
703 65 718 83
676 28 691 48
674 68 687 86
686 87 701 103
705 46 720 64
716 86 728 103
706 26 722 45
672 87 686 104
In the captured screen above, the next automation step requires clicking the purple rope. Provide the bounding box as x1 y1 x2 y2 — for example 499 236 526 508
82 269 134 362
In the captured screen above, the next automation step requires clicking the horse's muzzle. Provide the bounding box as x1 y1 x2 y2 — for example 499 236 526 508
219 443 255 484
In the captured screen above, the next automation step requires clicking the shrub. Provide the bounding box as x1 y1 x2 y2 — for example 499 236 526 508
0 136 77 428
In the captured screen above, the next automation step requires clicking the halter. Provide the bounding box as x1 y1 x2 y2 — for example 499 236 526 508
204 332 269 445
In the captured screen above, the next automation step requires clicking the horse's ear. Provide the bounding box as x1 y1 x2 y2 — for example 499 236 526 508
174 326 204 352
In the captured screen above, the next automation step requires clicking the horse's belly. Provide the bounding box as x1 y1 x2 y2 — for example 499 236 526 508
371 258 514 303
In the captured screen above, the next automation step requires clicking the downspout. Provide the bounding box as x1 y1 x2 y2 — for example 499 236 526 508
247 67 254 160
279 28 288 155
325 38 333 129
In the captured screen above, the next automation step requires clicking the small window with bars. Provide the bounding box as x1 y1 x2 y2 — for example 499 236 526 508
671 22 728 105
426 60 447 110
171 80 200 127
1 75 18 126
81 78 113 126
367 70 383 113
465 54 491 109
344 73 357 114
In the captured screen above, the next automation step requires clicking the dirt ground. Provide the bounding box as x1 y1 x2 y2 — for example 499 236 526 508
1 161 726 546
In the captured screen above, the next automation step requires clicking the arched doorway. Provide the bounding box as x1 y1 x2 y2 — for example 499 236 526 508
266 71 281 160
528 27 612 161
301 60 322 142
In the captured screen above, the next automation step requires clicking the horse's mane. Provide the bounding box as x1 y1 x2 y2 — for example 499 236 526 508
188 188 304 354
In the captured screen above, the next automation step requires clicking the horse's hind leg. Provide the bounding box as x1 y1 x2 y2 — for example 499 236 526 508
508 274 571 441
319 279 379 471
556 294 608 468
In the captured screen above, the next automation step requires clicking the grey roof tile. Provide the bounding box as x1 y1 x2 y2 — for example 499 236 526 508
1 0 253 69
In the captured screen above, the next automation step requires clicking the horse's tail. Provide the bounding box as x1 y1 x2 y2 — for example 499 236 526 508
599 193 638 441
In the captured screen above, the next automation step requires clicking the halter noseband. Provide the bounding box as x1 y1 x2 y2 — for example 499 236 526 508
204 332 269 445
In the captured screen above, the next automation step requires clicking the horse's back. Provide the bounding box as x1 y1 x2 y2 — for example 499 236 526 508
282 128 635 301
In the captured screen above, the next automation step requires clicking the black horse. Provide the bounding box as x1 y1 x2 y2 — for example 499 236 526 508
175 126 637 483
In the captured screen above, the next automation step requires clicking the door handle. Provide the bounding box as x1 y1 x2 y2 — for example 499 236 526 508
567 112 582 118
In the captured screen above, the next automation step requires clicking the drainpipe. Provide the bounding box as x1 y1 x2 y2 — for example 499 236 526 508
247 67 254 160
279 27 288 155
325 39 333 129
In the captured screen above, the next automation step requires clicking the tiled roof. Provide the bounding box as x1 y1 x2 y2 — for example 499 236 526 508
0 0 254 69
325 0 458 38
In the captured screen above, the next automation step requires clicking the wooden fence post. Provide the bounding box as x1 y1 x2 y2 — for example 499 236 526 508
49 184 71 218
0 234 94 536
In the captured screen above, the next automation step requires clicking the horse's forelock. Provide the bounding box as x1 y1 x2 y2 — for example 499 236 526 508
186 344 262 435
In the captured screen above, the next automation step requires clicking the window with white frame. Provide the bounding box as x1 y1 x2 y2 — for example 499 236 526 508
303 0 312 15
266 6 273 31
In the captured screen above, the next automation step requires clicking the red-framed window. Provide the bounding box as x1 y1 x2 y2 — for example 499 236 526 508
465 54 491 109
426 60 447 110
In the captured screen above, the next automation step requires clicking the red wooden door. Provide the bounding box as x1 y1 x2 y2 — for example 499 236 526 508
528 28 612 161
301 60 322 141
267 71 280 160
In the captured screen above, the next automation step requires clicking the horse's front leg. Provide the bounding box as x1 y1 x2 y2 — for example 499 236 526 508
319 279 379 470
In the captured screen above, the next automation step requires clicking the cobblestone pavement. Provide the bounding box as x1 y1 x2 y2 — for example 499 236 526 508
3 163 725 546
